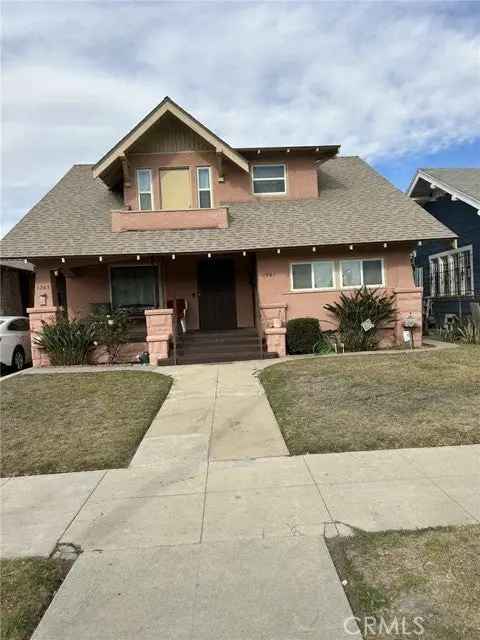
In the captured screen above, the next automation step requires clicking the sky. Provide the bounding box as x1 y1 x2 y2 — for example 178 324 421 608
1 0 479 237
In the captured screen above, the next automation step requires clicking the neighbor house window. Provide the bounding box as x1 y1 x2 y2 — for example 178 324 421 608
429 246 473 297
197 167 212 208
110 266 158 310
137 169 153 210
291 261 335 291
340 259 384 288
252 164 286 195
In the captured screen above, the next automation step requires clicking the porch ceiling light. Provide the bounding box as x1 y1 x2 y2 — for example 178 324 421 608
242 251 247 257
417 241 422 246
383 242 388 248
312 246 316 252
136 255 140 261
99 256 103 262
61 257 66 263
207 253 212 258
276 248 281 254
349 244 354 251
171 254 176 260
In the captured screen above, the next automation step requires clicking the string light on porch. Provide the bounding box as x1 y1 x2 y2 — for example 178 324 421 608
417 241 422 247
242 251 247 257
349 244 354 251
99 256 103 262
207 253 212 258
383 242 388 248
61 257 66 263
136 255 140 261
312 247 317 253
276 248 281 254
171 254 176 260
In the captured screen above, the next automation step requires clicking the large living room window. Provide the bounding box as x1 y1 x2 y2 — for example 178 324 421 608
197 167 212 208
110 266 158 310
291 261 335 291
340 259 384 288
252 164 286 195
137 169 153 211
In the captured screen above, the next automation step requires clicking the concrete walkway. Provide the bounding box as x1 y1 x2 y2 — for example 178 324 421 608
1 360 479 639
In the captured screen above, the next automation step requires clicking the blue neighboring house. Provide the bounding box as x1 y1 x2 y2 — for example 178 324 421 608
407 168 480 328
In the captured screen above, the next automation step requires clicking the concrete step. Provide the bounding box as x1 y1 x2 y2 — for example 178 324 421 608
177 340 260 355
175 351 277 365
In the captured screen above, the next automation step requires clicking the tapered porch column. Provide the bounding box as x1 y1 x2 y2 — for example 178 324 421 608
28 267 60 367
145 309 174 365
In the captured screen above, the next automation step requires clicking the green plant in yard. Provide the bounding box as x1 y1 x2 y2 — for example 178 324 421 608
90 308 130 363
286 317 321 354
324 287 396 351
35 317 95 365
438 317 480 345
312 331 334 354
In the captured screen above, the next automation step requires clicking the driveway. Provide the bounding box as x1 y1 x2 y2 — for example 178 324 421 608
1 360 479 639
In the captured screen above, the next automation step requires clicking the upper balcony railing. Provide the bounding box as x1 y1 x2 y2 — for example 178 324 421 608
111 206 229 233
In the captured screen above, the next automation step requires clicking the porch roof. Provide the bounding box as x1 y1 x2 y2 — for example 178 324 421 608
1 156 455 260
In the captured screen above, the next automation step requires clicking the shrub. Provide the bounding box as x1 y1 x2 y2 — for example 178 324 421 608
35 317 96 366
90 308 130 364
438 318 480 345
286 317 321 354
324 287 396 352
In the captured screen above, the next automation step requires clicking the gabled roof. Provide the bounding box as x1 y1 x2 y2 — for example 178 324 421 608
408 168 480 210
93 97 250 184
0 157 455 260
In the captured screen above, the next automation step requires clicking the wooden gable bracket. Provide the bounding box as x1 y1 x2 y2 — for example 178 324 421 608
121 155 131 188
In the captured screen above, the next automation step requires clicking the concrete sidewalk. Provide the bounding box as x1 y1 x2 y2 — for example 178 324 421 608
1 360 479 639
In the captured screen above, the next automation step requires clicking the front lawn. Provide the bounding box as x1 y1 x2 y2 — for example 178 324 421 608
327 525 480 640
1 557 73 640
1 371 171 476
260 346 479 454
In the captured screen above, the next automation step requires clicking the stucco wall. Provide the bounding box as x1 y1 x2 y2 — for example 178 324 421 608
256 245 416 332
66 266 109 318
124 151 319 211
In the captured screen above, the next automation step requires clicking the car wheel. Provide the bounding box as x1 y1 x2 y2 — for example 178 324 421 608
12 347 25 371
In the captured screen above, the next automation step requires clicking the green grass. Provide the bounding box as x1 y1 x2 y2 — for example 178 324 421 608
1 557 73 640
259 346 480 454
1 371 171 476
327 525 480 640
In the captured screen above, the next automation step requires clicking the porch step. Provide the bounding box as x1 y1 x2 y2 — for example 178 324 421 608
177 339 260 355
174 351 278 365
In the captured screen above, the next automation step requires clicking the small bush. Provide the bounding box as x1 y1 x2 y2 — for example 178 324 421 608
287 317 321 354
438 318 480 345
90 308 130 363
324 287 396 352
35 317 95 365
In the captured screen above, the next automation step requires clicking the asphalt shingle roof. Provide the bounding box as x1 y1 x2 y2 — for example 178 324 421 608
0 156 455 259
419 168 480 205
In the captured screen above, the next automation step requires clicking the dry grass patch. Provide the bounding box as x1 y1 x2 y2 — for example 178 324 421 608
259 346 480 454
327 525 480 640
1 557 73 640
1 371 171 476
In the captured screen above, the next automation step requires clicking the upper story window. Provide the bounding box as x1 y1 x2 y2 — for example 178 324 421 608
137 169 153 210
252 164 286 195
291 261 335 291
197 167 212 208
340 259 384 288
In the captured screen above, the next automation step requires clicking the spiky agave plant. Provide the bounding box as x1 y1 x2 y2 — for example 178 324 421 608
324 287 396 352
35 317 96 365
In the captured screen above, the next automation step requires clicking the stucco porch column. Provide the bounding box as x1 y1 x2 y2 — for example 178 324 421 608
27 266 61 367
393 287 423 347
144 309 174 365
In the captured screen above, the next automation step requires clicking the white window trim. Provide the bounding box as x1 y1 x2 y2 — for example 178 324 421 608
339 258 386 289
290 260 336 292
428 244 474 297
197 166 213 208
251 163 287 196
136 168 154 210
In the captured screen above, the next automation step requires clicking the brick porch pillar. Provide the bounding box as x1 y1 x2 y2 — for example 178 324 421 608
145 309 174 365
393 287 423 347
27 306 60 367
264 326 287 357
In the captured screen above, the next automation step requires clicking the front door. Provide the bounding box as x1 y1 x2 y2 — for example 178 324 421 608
159 168 191 209
198 259 237 330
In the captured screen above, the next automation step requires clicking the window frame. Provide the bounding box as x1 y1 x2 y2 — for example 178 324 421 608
136 168 154 211
428 244 473 298
197 166 213 209
339 258 385 289
108 263 162 311
251 163 287 196
290 260 336 292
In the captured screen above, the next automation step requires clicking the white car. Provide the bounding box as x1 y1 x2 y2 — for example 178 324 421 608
0 316 32 371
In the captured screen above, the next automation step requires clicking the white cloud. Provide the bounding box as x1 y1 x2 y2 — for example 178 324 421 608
1 1 479 236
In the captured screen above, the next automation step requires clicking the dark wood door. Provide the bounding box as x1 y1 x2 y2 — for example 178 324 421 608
198 259 237 330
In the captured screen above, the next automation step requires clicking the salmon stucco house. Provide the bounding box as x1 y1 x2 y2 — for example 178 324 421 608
1 97 456 365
